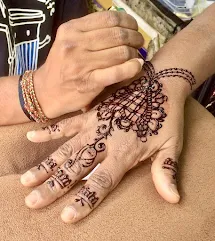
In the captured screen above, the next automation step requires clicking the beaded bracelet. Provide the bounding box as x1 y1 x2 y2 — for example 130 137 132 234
19 71 49 123
18 75 34 121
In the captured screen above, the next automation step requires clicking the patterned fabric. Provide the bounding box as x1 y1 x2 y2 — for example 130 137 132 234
0 0 88 76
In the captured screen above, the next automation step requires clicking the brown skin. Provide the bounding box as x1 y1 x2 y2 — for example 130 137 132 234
0 11 144 125
21 4 215 223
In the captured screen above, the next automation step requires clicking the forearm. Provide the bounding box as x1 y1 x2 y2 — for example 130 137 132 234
151 3 215 97
0 76 29 125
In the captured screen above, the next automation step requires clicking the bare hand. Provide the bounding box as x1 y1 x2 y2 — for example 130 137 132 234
34 11 144 118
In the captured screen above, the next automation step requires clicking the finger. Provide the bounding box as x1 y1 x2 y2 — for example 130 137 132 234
92 58 144 87
88 46 138 70
70 11 138 32
27 114 85 143
86 27 144 51
61 156 126 223
151 150 180 204
24 140 106 209
20 133 83 187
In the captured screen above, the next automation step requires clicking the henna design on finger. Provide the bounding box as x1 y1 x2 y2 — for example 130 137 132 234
37 157 57 173
162 158 178 179
37 163 48 173
64 140 106 174
45 157 57 171
75 186 99 209
42 124 60 135
47 167 72 189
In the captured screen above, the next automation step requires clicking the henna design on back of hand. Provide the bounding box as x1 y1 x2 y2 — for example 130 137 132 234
61 62 195 205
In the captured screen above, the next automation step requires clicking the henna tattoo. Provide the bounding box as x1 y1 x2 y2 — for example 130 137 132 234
37 163 47 173
162 158 178 179
47 167 72 189
97 64 168 142
42 124 60 134
64 140 106 174
37 157 57 173
63 62 194 207
155 67 196 90
75 186 99 209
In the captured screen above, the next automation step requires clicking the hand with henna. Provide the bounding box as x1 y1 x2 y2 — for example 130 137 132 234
20 61 196 223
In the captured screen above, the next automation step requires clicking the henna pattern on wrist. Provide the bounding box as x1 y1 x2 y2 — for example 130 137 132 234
75 186 99 209
162 158 178 179
48 62 195 207
155 68 196 90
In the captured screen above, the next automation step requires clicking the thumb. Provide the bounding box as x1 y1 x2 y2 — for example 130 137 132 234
151 149 180 204
92 58 144 87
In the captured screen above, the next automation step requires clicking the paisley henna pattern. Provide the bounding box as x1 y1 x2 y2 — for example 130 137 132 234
49 62 195 202
97 63 167 142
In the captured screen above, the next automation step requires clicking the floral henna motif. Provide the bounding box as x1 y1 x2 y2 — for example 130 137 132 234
52 62 195 206
96 61 195 142
97 63 167 142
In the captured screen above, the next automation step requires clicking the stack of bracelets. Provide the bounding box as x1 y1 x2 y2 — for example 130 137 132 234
18 70 49 123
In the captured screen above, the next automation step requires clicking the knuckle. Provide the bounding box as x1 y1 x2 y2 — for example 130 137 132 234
69 61 82 76
90 170 113 190
57 20 76 41
114 27 129 45
56 23 67 40
136 32 144 46
106 11 120 27
74 76 89 93
55 140 75 159
118 46 132 61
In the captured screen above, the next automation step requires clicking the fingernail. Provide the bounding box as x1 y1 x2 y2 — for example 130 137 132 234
137 58 144 68
61 206 76 223
27 131 36 139
20 171 35 185
169 184 180 198
25 190 39 206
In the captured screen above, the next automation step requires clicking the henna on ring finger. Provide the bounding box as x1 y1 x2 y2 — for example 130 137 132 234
60 157 126 223
20 134 83 187
24 138 107 209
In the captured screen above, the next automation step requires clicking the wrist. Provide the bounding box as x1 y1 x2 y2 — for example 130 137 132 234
150 60 194 101
33 66 58 119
